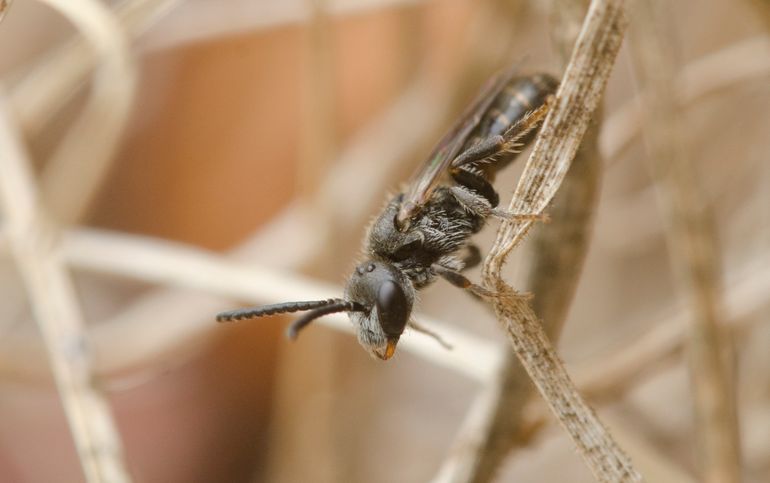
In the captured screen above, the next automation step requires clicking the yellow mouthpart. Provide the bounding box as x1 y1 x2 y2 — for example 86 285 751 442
383 340 397 360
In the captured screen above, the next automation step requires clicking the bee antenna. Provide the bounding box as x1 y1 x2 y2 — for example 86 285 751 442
286 300 367 340
216 298 348 323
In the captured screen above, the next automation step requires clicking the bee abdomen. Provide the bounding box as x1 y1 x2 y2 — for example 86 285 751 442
463 73 558 179
479 74 556 142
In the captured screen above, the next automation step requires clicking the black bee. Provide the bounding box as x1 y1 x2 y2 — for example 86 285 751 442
217 67 558 360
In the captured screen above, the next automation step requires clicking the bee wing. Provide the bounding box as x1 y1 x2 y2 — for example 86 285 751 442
397 66 519 225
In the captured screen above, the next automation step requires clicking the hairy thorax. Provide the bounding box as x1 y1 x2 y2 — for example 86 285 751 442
366 189 485 289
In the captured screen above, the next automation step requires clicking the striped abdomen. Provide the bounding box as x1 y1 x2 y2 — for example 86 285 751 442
463 73 558 178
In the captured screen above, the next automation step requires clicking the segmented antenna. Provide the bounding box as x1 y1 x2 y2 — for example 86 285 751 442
216 299 345 322
286 300 366 339
216 298 367 339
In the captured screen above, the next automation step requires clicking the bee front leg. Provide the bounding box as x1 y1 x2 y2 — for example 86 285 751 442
432 264 495 298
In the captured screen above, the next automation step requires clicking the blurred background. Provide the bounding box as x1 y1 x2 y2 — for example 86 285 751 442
0 0 768 482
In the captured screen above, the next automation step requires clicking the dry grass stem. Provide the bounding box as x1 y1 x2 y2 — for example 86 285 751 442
10 0 180 138
484 296 639 482
32 0 137 224
0 0 526 390
480 0 641 480
1 2 763 481
596 36 770 253
503 252 770 448
0 228 502 384
141 0 429 51
604 417 697 483
282 4 340 473
0 2 526 389
0 97 130 482
0 205 322 382
574 253 770 401
630 3 741 481
2 187 764 393
63 229 502 380
434 1 603 480
431 374 506 483
299 0 337 198
0 63 467 386
602 35 770 167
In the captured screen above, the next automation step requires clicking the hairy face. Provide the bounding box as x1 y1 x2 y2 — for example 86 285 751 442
344 259 414 360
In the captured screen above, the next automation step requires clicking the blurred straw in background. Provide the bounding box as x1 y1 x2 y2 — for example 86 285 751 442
0 0 769 482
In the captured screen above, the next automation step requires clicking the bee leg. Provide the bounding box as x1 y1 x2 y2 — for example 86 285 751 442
450 185 549 223
451 167 499 206
451 100 552 171
407 319 453 350
450 135 505 169
432 264 495 298
461 244 482 270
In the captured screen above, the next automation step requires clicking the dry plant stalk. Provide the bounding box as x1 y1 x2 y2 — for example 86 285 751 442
434 0 603 481
299 0 337 198
573 252 770 402
491 249 770 450
32 0 137 225
267 3 341 480
0 98 130 483
602 35 770 169
435 135 600 479
0 66 500 386
602 416 698 483
0 0 542 394
140 0 438 50
630 1 741 481
8 215 765 392
4 0 524 387
8 31 763 394
480 0 640 481
11 0 180 138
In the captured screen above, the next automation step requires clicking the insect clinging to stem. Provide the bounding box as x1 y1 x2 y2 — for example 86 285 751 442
217 66 558 360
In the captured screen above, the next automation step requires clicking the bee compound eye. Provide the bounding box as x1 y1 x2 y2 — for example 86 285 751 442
376 280 409 337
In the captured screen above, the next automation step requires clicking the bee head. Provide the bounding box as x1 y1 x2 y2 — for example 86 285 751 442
345 259 414 360
215 259 413 361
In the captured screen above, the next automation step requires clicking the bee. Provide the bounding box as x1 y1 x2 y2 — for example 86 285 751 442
217 66 558 360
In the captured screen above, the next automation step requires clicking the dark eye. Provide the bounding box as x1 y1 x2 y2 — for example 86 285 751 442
376 280 409 337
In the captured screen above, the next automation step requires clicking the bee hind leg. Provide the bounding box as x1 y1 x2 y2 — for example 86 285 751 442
450 135 506 170
451 100 552 175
